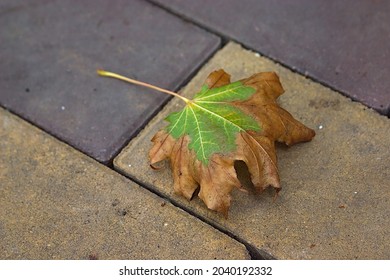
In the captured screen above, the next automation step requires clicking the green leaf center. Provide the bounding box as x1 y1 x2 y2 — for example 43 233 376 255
165 81 260 164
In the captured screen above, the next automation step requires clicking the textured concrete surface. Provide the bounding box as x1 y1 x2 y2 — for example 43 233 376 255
152 0 390 115
0 107 249 260
115 42 390 259
0 0 220 163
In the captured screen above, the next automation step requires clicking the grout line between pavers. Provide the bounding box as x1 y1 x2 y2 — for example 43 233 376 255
146 0 390 117
237 41 390 117
0 105 104 164
113 164 276 260
146 0 231 46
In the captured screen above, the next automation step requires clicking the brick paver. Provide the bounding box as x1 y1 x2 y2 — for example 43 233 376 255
0 0 220 163
152 0 390 115
0 107 249 259
115 43 390 259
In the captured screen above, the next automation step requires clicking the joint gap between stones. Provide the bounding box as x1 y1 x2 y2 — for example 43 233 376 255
146 0 231 44
113 166 277 260
0 105 104 162
234 41 389 117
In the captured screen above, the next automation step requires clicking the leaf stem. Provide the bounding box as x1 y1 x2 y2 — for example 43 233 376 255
97 69 190 103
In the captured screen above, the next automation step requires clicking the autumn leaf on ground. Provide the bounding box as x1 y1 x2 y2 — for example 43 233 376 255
98 69 315 217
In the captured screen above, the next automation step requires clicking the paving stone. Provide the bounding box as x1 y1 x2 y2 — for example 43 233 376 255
152 0 390 115
0 108 249 260
0 0 220 163
114 42 390 259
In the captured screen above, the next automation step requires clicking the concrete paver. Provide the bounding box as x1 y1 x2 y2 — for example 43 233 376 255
0 0 220 163
152 0 390 115
0 107 249 260
115 42 390 259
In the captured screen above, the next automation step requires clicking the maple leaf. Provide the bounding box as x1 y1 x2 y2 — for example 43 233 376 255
98 69 315 217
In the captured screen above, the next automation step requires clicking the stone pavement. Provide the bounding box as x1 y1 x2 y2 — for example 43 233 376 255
0 1 389 259
115 43 390 259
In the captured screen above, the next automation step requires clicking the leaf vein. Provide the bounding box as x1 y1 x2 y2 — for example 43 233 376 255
195 84 243 101
188 105 207 162
191 103 244 132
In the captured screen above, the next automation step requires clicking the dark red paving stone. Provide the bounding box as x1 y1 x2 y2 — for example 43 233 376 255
0 0 220 163
151 0 390 115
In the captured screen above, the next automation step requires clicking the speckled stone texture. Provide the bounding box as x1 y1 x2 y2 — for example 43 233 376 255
0 107 249 260
114 42 390 259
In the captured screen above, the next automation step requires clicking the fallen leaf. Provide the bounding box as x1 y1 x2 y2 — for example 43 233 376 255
98 69 315 217
149 69 315 216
